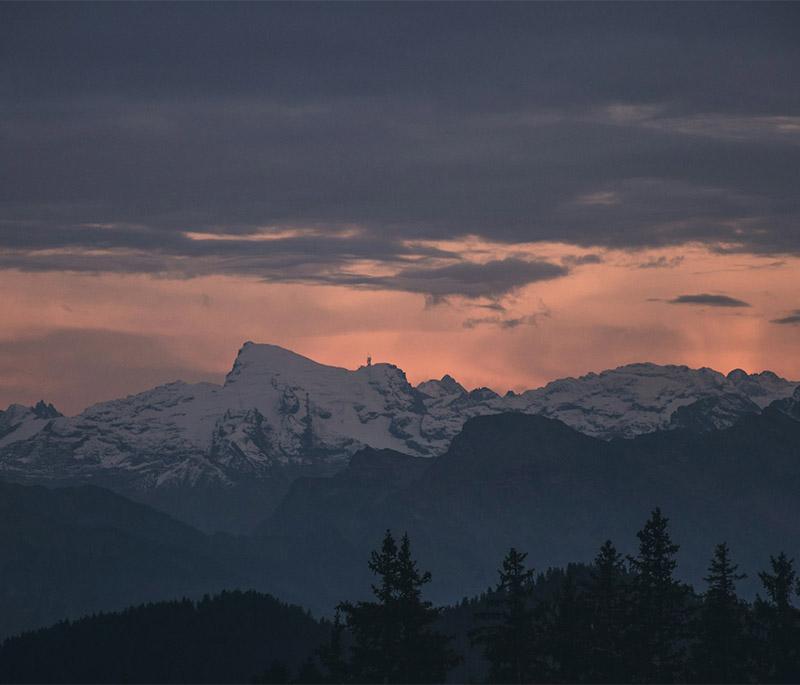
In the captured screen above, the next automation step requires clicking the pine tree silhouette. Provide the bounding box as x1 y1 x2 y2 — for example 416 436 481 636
338 530 458 684
628 508 687 683
547 567 590 683
691 542 749 682
584 540 629 683
755 552 800 682
317 610 349 684
473 548 541 683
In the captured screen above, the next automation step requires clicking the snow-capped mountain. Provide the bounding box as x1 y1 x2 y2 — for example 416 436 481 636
0 342 796 492
513 363 795 438
0 401 61 441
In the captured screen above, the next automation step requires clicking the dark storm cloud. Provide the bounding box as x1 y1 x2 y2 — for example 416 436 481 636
382 259 567 298
1 2 799 291
306 259 569 298
668 294 751 308
771 311 800 325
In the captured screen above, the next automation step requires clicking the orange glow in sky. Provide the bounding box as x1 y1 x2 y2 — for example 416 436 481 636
2 243 798 415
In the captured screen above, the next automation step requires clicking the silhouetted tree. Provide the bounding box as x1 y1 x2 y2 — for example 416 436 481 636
583 540 629 683
691 542 749 682
338 530 458 683
12 519 800 685
474 548 541 683
754 553 800 682
317 610 348 684
628 508 687 683
547 567 590 682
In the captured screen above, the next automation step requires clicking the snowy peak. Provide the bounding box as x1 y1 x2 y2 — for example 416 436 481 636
0 343 797 491
32 400 62 420
768 385 800 422
725 368 795 407
224 342 332 387
668 393 761 433
727 368 750 383
417 375 467 399
0 401 62 445
516 362 797 438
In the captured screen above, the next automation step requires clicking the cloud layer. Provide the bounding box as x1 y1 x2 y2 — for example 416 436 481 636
1 3 799 302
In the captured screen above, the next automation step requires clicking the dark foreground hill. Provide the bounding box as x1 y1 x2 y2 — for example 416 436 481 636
0 590 329 684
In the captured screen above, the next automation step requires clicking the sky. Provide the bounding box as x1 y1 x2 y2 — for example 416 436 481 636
2 2 800 415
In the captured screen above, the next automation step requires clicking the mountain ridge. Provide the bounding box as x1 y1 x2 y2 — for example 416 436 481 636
0 342 796 532
259 401 800 609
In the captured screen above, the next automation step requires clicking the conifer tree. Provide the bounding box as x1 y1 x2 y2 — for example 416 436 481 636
548 568 590 683
338 530 458 684
755 552 800 683
584 540 629 683
474 548 540 683
628 508 687 683
691 542 748 683
393 533 459 682
317 610 349 684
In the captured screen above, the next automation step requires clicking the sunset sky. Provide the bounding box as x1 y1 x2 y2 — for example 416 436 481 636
2 3 800 415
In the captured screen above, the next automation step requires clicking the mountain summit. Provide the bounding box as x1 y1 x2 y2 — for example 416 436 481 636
0 343 795 530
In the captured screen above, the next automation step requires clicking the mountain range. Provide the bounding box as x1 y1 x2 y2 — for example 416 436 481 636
0 346 799 637
259 387 800 610
1 386 799 638
0 342 796 532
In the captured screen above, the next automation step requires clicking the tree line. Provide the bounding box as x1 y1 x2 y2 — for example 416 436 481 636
2 507 799 683
296 508 800 684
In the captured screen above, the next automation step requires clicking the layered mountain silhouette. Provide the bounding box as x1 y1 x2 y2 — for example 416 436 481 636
1 385 799 636
0 480 247 638
261 388 800 610
0 343 796 532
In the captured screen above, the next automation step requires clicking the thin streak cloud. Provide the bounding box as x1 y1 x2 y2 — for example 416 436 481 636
771 310 800 325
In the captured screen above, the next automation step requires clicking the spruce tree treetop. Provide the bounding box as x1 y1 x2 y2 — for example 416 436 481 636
691 542 748 683
584 540 629 683
759 553 797 612
338 530 458 684
369 528 399 604
705 542 745 605
628 508 687 683
396 533 432 603
630 507 680 586
474 547 540 684
755 552 800 683
500 548 536 599
593 540 626 586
